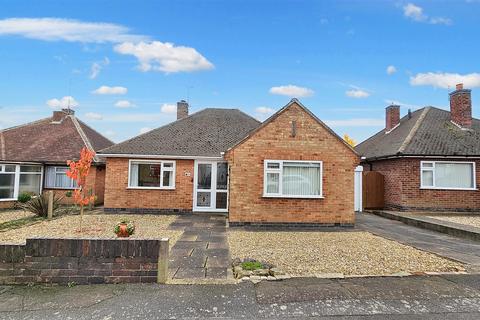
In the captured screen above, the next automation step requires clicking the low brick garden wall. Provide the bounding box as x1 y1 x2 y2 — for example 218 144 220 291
0 238 168 285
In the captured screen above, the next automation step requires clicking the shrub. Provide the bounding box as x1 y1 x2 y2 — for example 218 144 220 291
241 261 264 271
17 192 33 203
20 193 62 217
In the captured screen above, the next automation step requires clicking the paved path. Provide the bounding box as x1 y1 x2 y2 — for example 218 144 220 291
2 275 480 319
356 213 480 268
167 214 230 280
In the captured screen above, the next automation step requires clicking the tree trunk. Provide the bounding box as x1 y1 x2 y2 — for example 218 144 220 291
80 205 84 233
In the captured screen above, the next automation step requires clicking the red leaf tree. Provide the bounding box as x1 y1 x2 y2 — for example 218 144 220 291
66 147 96 231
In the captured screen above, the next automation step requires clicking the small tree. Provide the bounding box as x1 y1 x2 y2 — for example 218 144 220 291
66 147 96 232
343 133 356 147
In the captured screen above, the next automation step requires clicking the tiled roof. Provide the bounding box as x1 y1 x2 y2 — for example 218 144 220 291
0 113 114 164
355 107 480 160
99 108 261 157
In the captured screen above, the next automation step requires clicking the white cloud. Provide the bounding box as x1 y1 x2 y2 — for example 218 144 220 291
160 103 176 113
384 99 421 110
89 57 110 79
0 18 146 43
346 89 370 99
403 3 452 25
139 127 153 134
410 72 480 89
255 106 275 114
114 41 214 73
104 130 116 137
46 96 79 109
386 65 397 75
92 85 127 95
114 100 135 108
325 118 384 127
269 85 314 98
85 112 102 120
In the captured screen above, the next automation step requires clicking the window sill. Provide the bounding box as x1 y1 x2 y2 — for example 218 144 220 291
0 198 16 202
44 187 78 190
262 194 324 199
420 187 477 191
127 187 175 190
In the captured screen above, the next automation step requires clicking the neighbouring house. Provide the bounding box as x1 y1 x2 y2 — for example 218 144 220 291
356 83 480 212
99 99 359 226
0 108 114 208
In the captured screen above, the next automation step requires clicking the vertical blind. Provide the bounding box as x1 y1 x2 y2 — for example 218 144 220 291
436 163 473 188
265 161 322 197
283 162 321 196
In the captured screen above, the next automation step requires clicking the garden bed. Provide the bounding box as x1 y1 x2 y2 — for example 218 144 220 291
0 214 182 246
227 231 464 276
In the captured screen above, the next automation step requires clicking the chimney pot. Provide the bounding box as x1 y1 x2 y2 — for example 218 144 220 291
450 85 472 128
177 100 189 120
385 105 400 132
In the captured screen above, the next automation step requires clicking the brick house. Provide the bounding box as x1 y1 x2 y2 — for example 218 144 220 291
99 99 359 226
0 108 114 208
356 84 480 212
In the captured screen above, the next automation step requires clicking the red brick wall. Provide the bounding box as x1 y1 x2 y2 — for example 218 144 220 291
0 238 165 285
364 158 480 211
104 158 194 212
226 102 359 224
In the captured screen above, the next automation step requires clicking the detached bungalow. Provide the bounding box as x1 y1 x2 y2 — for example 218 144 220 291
356 84 480 212
99 99 359 226
0 108 114 208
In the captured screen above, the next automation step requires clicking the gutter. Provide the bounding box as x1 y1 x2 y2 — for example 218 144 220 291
361 154 480 162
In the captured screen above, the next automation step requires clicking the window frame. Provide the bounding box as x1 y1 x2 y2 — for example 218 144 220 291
420 160 477 191
127 159 176 190
45 166 78 189
263 159 323 199
0 163 43 201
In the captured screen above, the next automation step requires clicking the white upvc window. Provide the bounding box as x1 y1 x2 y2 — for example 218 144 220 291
0 164 43 201
263 160 323 198
128 160 176 189
45 166 78 189
420 161 476 190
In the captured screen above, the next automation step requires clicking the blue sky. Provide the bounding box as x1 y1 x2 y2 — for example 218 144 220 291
0 0 479 144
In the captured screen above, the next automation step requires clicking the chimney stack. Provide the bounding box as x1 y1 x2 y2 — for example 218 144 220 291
52 108 75 122
385 104 400 132
450 83 472 128
177 100 189 120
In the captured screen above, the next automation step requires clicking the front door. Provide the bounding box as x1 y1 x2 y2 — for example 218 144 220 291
193 161 228 212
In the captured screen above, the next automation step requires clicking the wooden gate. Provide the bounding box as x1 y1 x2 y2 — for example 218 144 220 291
362 171 384 209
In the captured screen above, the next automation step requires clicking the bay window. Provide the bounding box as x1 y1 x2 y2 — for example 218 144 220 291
421 161 476 190
264 160 322 198
128 160 175 189
45 166 78 189
0 164 42 200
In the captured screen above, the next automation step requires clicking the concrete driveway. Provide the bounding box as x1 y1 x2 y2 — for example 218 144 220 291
356 212 480 270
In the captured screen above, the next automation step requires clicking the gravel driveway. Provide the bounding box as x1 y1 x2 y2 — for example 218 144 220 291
228 230 463 276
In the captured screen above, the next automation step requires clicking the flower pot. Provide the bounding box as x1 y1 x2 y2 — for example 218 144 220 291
116 223 130 237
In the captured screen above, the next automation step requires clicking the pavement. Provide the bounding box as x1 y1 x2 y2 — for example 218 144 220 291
167 214 230 280
356 212 480 269
2 274 480 319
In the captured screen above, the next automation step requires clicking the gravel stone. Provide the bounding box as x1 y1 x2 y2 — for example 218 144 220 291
0 214 182 246
227 230 463 276
428 215 480 228
0 210 35 224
